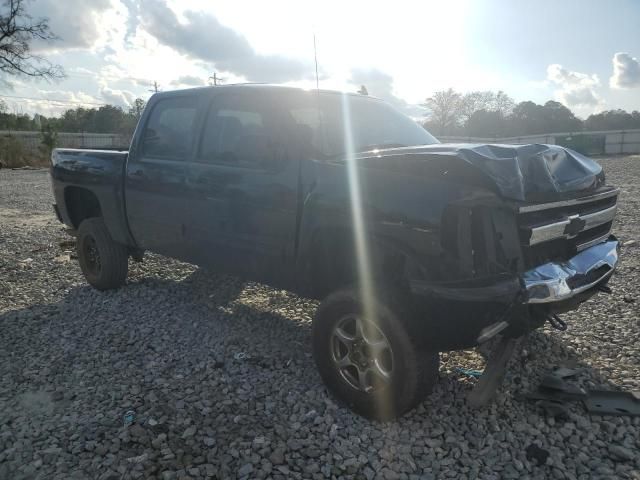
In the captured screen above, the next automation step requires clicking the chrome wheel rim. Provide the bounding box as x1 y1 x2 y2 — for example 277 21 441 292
330 315 394 393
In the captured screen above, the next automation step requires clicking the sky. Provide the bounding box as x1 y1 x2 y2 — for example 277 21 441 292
3 0 640 119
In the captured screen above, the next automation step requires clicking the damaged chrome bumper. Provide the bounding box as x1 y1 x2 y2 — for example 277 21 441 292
523 238 619 304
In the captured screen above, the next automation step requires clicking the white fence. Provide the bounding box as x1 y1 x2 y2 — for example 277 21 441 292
0 130 130 155
439 129 640 155
2 128 639 157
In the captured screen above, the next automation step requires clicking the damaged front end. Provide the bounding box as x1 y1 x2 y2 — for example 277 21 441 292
394 149 621 347
412 186 620 345
356 143 621 407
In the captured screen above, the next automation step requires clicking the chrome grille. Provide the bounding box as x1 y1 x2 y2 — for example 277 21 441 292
518 188 619 268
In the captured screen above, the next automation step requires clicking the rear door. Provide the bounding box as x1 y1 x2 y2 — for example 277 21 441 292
186 91 300 285
125 94 202 261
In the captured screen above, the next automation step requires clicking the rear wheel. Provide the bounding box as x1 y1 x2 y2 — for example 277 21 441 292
77 218 128 290
312 287 439 420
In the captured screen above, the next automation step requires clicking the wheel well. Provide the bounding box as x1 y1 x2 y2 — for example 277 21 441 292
307 228 410 299
64 187 102 228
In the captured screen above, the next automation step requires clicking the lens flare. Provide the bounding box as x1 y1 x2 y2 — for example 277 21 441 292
341 93 392 418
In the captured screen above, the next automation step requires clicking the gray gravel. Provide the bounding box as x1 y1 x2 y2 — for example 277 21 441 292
1 156 639 480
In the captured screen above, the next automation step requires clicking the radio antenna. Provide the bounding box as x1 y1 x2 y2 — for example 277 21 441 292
313 33 320 91
312 31 327 157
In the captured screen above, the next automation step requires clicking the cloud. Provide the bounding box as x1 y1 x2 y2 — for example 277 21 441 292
348 68 426 118
546 64 601 107
137 0 309 83
99 86 135 107
3 89 104 117
610 52 640 89
30 0 114 50
170 75 207 87
119 0 141 42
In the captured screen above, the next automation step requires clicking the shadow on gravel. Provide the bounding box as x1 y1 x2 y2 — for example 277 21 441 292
0 267 634 478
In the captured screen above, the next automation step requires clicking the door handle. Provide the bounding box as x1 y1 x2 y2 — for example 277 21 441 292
131 169 145 177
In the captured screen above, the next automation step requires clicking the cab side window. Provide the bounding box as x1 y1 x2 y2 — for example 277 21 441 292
142 96 199 159
199 95 284 169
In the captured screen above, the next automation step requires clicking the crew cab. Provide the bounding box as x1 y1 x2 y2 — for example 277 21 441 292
50 84 619 419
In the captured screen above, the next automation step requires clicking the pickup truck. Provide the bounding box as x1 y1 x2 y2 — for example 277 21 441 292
50 84 619 420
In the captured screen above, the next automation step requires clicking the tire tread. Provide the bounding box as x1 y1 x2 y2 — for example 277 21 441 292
77 218 128 290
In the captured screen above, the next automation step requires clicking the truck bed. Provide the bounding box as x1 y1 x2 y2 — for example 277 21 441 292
50 148 132 246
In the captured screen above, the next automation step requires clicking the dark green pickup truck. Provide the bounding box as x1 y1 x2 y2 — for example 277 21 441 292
50 84 619 419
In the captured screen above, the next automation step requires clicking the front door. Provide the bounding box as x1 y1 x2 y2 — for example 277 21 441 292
186 91 300 285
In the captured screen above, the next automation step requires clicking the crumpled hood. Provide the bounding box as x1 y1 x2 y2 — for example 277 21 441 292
352 143 605 202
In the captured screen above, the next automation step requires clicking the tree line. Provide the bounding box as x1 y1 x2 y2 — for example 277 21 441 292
2 90 639 140
0 98 146 135
1 87 640 142
423 88 640 137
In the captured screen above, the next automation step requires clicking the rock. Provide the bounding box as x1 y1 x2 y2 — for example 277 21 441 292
286 438 303 451
237 463 253 477
525 444 549 465
608 445 635 462
182 426 196 439
269 449 285 465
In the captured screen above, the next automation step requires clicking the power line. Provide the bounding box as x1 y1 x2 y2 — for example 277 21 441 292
0 93 107 107
63 71 150 84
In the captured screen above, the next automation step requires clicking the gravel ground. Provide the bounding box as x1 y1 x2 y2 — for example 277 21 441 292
1 157 639 480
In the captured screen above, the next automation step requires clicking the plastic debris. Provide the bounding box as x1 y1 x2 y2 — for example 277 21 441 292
551 366 581 379
536 400 570 419
454 367 483 378
583 390 640 416
123 410 136 426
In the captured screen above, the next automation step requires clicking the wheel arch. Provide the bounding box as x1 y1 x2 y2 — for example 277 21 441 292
64 186 102 228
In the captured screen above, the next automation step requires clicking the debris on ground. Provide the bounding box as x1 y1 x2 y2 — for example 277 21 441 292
123 410 136 426
583 390 640 416
525 368 640 417
454 367 483 378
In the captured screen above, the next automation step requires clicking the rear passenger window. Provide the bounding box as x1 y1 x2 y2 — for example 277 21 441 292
199 95 284 168
142 96 198 158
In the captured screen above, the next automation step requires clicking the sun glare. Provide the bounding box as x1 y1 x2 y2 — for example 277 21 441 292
341 93 392 417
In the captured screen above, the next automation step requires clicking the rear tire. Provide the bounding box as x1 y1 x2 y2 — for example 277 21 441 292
312 287 439 420
77 218 128 290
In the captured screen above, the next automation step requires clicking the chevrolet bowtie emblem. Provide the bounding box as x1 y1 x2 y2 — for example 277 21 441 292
564 214 587 236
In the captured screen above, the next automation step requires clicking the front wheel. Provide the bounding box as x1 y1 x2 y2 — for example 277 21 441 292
312 287 439 420
77 218 129 290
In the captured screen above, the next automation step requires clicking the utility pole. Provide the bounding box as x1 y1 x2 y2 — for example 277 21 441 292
208 73 224 86
149 81 159 94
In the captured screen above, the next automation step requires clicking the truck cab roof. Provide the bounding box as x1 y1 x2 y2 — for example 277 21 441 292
151 83 382 101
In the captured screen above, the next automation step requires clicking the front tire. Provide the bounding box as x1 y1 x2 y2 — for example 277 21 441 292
77 218 128 290
312 287 439 420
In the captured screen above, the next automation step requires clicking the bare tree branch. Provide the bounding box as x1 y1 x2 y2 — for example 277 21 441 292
0 0 64 81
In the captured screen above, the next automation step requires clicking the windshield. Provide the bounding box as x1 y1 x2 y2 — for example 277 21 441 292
284 91 439 158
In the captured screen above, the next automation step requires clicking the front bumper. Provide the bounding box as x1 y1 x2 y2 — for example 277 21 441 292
410 237 619 306
523 238 619 304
